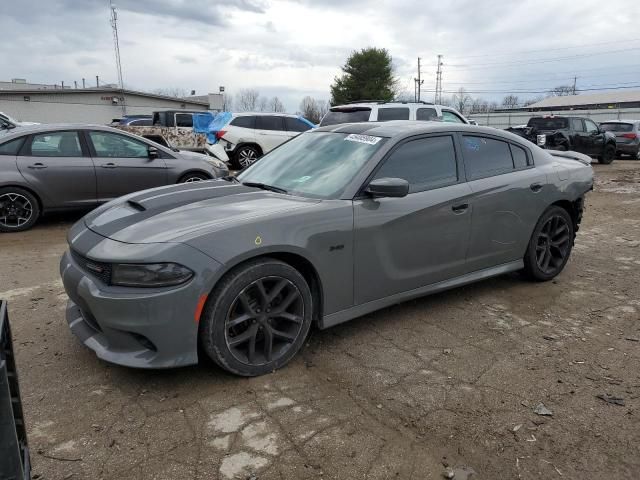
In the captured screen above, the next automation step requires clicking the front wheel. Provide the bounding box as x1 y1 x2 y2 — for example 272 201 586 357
179 172 210 183
232 146 260 170
0 187 40 232
523 206 574 282
200 258 313 376
598 144 615 164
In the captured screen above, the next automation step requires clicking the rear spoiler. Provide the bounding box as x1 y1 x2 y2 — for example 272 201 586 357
548 150 592 166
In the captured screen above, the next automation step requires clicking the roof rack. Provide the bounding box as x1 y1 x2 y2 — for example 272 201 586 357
346 100 434 105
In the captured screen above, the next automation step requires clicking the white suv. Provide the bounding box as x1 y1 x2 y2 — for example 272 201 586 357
210 113 315 169
319 102 469 127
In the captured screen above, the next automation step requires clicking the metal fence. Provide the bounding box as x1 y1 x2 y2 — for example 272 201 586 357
469 108 640 129
0 301 30 480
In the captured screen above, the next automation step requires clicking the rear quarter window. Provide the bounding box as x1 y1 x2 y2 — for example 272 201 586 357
376 108 410 121
600 123 633 132
416 108 438 121
0 137 26 155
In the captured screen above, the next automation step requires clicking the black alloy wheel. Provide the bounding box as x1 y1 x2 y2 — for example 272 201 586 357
0 188 40 232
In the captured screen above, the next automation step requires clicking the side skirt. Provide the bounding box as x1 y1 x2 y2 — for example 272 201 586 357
320 260 524 329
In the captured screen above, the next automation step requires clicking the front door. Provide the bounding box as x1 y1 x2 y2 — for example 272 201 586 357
16 130 97 208
354 135 472 305
584 118 604 156
86 130 167 202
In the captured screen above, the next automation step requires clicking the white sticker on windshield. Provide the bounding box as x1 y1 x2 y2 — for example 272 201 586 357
344 134 382 145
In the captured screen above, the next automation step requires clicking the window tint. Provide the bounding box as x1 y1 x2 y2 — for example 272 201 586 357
374 136 458 192
230 116 256 129
129 118 152 126
0 137 26 155
256 116 284 131
30 131 83 157
284 117 312 132
377 108 410 121
320 108 371 126
89 131 149 158
600 122 633 132
528 117 568 129
416 108 437 121
442 111 465 123
510 144 529 169
462 136 513 179
570 118 584 132
175 113 193 128
584 119 599 133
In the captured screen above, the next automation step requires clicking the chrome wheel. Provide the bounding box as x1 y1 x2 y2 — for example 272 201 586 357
225 276 304 366
183 176 204 183
535 214 571 275
238 148 258 168
0 193 33 229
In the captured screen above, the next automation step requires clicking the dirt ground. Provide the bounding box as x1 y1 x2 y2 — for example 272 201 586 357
2 160 639 480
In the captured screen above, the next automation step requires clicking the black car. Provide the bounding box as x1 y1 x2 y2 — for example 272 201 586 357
507 116 617 164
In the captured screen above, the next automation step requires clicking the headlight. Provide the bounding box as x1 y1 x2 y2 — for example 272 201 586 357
206 158 226 169
111 263 194 287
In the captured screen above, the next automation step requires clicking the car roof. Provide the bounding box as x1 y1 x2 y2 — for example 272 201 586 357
331 102 447 109
314 120 523 140
232 112 300 118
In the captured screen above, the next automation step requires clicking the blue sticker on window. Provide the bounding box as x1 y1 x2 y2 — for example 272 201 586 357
464 137 482 151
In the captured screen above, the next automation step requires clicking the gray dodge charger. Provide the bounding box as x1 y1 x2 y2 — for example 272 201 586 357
60 121 593 376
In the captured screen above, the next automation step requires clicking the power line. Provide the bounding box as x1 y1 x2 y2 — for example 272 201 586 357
420 84 640 95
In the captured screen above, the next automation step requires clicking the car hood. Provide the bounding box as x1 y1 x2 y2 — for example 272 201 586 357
84 180 320 244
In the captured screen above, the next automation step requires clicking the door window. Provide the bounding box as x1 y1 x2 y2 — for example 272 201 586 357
377 108 410 121
462 136 514 180
284 117 312 132
570 118 585 132
584 119 599 133
0 137 26 155
373 136 458 192
175 113 193 127
510 144 530 169
29 131 83 157
89 131 149 158
442 110 465 123
256 116 285 131
230 116 256 129
416 108 437 121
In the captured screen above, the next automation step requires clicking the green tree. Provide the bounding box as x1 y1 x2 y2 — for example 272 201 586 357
330 48 395 105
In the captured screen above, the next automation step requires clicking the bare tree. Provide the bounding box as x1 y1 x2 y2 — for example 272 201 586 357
300 96 319 123
222 93 233 111
452 87 471 114
258 97 268 112
488 101 499 112
549 85 576 96
236 89 260 111
502 95 519 109
471 98 489 114
523 96 545 107
152 87 189 98
317 100 331 122
268 96 286 113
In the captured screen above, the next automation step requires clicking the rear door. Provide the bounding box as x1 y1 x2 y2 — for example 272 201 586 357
15 130 97 208
255 116 289 152
86 130 168 202
460 135 547 272
354 135 472 304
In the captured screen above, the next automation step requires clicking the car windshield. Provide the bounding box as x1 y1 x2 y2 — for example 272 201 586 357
600 123 633 132
237 132 386 199
320 108 371 126
527 118 569 130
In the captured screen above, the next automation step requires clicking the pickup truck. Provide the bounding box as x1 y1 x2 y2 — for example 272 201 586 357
507 115 617 164
115 109 214 153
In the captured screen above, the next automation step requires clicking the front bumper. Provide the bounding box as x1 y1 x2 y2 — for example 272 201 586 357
60 238 222 369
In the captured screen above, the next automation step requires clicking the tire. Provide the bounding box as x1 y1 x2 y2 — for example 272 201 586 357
523 206 574 282
179 172 210 183
598 144 615 164
232 145 260 170
200 258 313 376
0 187 40 233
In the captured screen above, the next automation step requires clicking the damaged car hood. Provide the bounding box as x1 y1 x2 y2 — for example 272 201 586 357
84 180 320 244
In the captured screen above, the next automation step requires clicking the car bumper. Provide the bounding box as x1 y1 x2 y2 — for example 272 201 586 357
615 142 639 154
60 240 222 369
205 143 230 163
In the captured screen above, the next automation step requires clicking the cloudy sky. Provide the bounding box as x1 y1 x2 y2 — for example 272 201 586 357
1 0 638 111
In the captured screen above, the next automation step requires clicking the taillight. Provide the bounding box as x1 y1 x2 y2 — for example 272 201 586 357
215 130 227 140
621 133 637 139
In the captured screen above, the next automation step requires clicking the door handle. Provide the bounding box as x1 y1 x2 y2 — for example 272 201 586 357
451 203 469 213
101 163 117 169
28 163 47 169
530 182 543 193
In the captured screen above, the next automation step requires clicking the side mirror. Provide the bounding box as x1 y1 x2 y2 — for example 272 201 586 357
148 146 159 159
365 177 409 198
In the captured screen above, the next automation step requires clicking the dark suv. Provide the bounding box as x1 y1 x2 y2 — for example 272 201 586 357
508 116 617 164
600 120 640 159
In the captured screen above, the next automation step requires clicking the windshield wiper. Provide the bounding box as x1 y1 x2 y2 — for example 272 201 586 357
242 181 288 194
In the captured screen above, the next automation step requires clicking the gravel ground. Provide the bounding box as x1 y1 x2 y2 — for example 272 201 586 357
2 160 639 480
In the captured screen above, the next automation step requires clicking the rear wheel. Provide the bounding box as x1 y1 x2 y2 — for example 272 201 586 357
523 206 574 282
598 144 615 164
0 187 40 232
200 258 313 376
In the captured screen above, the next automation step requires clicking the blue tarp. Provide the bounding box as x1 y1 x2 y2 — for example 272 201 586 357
193 112 232 144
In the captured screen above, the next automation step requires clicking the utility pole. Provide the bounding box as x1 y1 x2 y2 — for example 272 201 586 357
110 0 126 115
82 78 86 89
414 57 424 102
572 76 577 95
434 54 443 104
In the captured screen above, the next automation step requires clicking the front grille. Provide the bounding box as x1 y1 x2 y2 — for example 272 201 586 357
71 250 112 285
